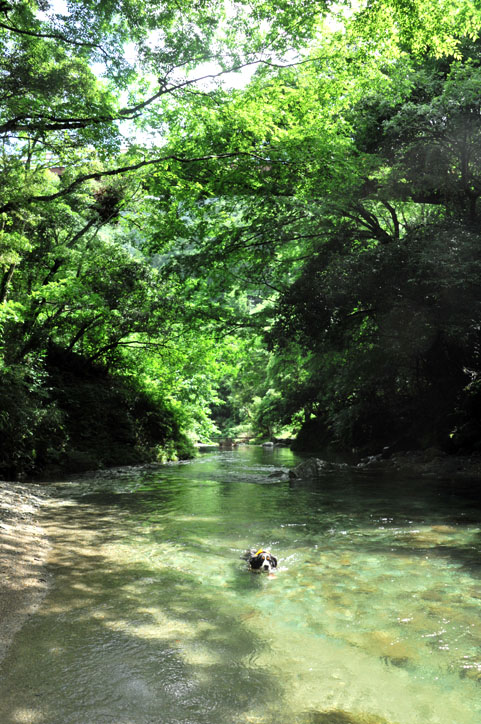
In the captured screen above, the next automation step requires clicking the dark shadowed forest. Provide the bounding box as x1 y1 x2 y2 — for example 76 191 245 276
2 0 481 477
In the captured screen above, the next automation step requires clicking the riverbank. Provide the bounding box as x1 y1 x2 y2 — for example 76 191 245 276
0 481 51 665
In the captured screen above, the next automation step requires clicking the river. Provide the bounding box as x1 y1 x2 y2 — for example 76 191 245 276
0 446 480 724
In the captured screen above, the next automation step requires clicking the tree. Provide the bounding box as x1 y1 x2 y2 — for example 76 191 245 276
3 0 481 474
138 9 481 451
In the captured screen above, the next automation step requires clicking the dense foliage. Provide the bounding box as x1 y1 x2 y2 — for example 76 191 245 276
2 0 481 476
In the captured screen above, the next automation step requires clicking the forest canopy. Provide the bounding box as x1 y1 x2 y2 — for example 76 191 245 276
2 0 481 476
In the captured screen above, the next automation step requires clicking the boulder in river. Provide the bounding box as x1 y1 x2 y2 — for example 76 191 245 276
289 457 344 479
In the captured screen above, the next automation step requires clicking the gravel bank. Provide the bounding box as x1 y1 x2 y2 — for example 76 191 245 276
0 481 52 665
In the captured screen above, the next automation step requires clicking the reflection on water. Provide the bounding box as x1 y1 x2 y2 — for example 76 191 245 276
0 447 480 724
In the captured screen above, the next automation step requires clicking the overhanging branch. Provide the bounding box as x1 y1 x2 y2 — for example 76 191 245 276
0 55 329 135
0 151 290 212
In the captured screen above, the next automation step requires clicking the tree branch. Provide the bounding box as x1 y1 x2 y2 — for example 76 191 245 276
0 151 289 212
0 21 111 58
381 200 400 240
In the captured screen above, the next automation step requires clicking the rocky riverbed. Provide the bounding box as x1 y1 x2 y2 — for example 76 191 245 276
0 481 51 665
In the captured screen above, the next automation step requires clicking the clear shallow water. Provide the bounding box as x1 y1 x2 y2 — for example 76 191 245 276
1 447 480 724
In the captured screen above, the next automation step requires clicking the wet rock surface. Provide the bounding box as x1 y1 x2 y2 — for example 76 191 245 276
289 458 349 479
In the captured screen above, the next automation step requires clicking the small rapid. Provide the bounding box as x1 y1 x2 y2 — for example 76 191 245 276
0 447 480 724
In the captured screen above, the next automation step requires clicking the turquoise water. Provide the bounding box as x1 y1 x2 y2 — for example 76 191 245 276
0 447 480 724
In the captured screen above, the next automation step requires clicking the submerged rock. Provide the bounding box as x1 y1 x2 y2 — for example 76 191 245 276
459 657 481 682
345 629 416 668
302 710 395 724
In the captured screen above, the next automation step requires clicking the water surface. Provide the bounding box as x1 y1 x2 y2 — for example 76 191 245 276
0 447 480 724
